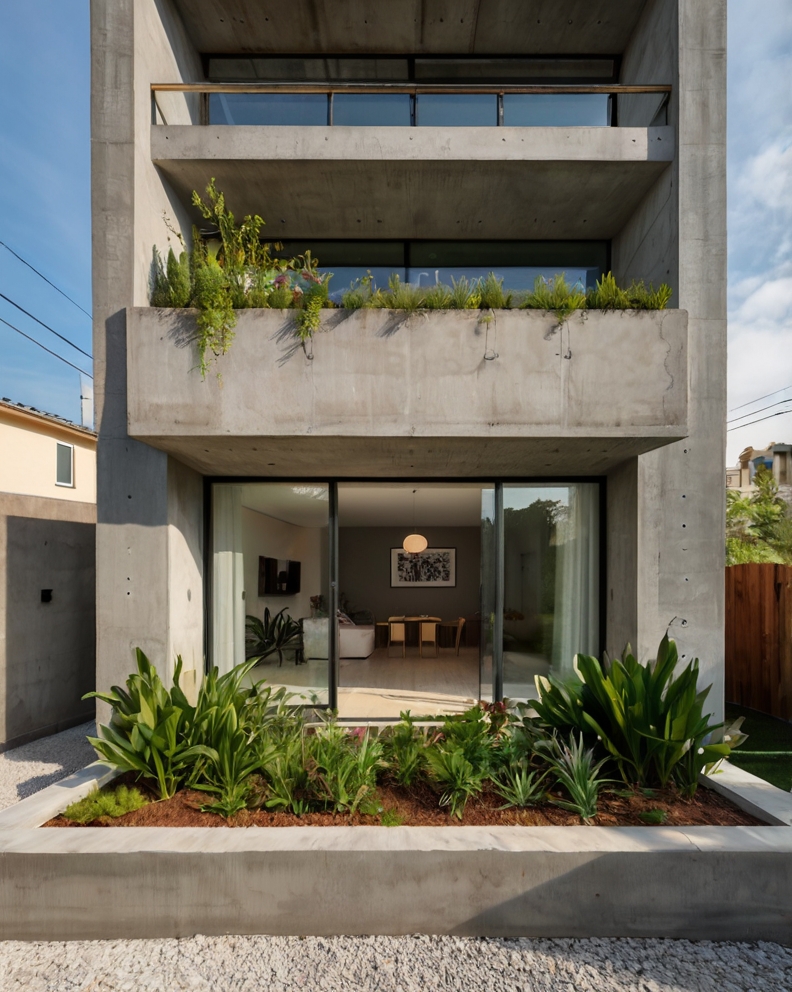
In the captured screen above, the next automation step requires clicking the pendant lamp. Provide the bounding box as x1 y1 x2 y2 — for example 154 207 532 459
403 489 428 554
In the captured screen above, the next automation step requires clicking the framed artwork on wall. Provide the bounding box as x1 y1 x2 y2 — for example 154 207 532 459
390 547 456 588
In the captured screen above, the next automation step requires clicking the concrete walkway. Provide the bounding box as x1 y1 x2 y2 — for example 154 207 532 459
0 934 790 991
0 721 96 811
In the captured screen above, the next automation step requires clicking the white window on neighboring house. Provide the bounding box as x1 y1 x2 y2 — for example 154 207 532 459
56 442 74 487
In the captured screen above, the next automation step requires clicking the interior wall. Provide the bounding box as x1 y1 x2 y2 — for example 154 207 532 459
339 527 481 623
241 508 325 621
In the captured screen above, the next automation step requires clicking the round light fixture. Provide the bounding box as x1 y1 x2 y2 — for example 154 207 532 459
403 533 428 554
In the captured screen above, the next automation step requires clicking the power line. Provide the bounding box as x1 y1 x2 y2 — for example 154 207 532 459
727 407 792 432
727 397 792 424
728 384 792 414
0 292 92 360
0 240 92 320
0 315 93 378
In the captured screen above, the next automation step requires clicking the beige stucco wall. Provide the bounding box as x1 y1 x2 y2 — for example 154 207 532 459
0 409 96 504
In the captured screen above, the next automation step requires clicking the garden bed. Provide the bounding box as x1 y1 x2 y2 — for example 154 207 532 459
45 773 760 829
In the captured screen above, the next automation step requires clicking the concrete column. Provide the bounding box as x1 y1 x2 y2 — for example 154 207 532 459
92 0 204 714
614 0 727 714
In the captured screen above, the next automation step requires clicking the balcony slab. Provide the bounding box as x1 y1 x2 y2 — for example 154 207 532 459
126 307 687 477
151 125 673 240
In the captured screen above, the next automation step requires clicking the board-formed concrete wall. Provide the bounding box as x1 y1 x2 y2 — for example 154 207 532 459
0 493 96 749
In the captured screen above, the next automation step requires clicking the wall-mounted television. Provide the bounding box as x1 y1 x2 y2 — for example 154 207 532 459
258 557 301 596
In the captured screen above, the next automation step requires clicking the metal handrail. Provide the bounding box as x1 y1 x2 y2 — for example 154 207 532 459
152 82 671 95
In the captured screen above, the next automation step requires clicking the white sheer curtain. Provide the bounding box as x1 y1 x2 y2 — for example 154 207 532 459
212 485 246 675
551 485 600 678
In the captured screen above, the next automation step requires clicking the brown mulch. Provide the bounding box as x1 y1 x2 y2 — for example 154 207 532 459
45 775 762 828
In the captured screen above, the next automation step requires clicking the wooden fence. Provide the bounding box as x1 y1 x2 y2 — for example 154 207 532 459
725 563 792 719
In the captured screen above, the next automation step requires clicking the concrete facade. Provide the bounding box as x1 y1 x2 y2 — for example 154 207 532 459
92 0 726 716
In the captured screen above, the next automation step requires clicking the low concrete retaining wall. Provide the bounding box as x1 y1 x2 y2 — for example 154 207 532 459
1 762 791 942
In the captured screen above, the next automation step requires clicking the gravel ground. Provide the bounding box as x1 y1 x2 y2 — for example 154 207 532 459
0 935 791 991
0 721 96 810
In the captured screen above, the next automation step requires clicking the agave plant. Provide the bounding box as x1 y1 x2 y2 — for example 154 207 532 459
245 608 302 666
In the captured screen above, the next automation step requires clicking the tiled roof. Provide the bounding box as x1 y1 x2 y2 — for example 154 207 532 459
0 398 96 437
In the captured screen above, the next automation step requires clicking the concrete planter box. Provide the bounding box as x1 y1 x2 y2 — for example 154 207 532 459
126 307 688 477
1 760 791 941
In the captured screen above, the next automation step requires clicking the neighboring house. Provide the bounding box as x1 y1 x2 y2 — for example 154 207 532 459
0 399 96 750
727 443 792 503
91 1 725 719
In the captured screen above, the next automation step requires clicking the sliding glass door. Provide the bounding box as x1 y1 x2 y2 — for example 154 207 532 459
210 482 333 705
209 478 601 710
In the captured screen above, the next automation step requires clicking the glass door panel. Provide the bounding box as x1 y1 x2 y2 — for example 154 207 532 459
210 482 331 705
479 485 497 702
501 483 600 700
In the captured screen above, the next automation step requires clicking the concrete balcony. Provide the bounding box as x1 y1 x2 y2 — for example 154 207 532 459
126 307 687 477
151 124 674 240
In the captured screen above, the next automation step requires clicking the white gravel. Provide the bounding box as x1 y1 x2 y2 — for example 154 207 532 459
0 721 96 810
0 935 790 991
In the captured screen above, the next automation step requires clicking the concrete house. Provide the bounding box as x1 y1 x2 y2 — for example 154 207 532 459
0 399 96 749
92 0 725 719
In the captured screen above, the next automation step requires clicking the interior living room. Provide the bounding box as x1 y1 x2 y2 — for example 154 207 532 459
211 480 601 718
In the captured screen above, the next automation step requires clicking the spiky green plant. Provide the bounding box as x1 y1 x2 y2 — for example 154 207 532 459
378 274 425 311
380 712 428 786
425 744 486 819
449 275 481 309
522 274 586 321
492 761 547 809
536 732 611 821
478 272 512 309
421 283 453 309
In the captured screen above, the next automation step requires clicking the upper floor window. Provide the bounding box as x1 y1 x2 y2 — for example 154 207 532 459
273 240 609 304
56 442 74 487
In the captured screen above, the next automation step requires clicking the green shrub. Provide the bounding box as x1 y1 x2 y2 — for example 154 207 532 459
425 744 486 819
536 732 611 821
522 274 587 321
449 275 481 309
532 634 741 795
85 650 214 800
63 784 149 824
422 283 453 309
381 713 428 786
478 272 512 310
492 761 547 809
378 274 425 311
304 723 384 814
586 271 630 310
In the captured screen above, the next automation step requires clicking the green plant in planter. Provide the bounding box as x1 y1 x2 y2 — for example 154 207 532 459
425 744 486 819
381 712 428 787
478 272 512 310
522 274 587 322
449 275 481 309
586 271 631 310
536 732 611 821
492 760 547 809
63 783 149 824
304 723 384 814
84 650 213 800
532 634 742 796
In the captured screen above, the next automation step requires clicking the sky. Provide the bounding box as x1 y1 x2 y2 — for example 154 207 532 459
0 2 789 456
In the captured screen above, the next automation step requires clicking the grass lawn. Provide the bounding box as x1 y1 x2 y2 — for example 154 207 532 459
725 703 792 791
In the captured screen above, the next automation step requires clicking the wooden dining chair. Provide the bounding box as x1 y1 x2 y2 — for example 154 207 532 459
387 616 406 658
419 621 439 658
454 617 466 656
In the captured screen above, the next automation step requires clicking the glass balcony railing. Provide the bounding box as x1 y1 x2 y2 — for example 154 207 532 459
152 84 671 129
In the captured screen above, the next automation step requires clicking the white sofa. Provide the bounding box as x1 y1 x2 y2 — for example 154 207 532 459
301 618 375 660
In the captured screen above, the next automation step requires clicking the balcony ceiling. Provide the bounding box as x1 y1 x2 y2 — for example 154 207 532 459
171 0 650 56
152 125 673 241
